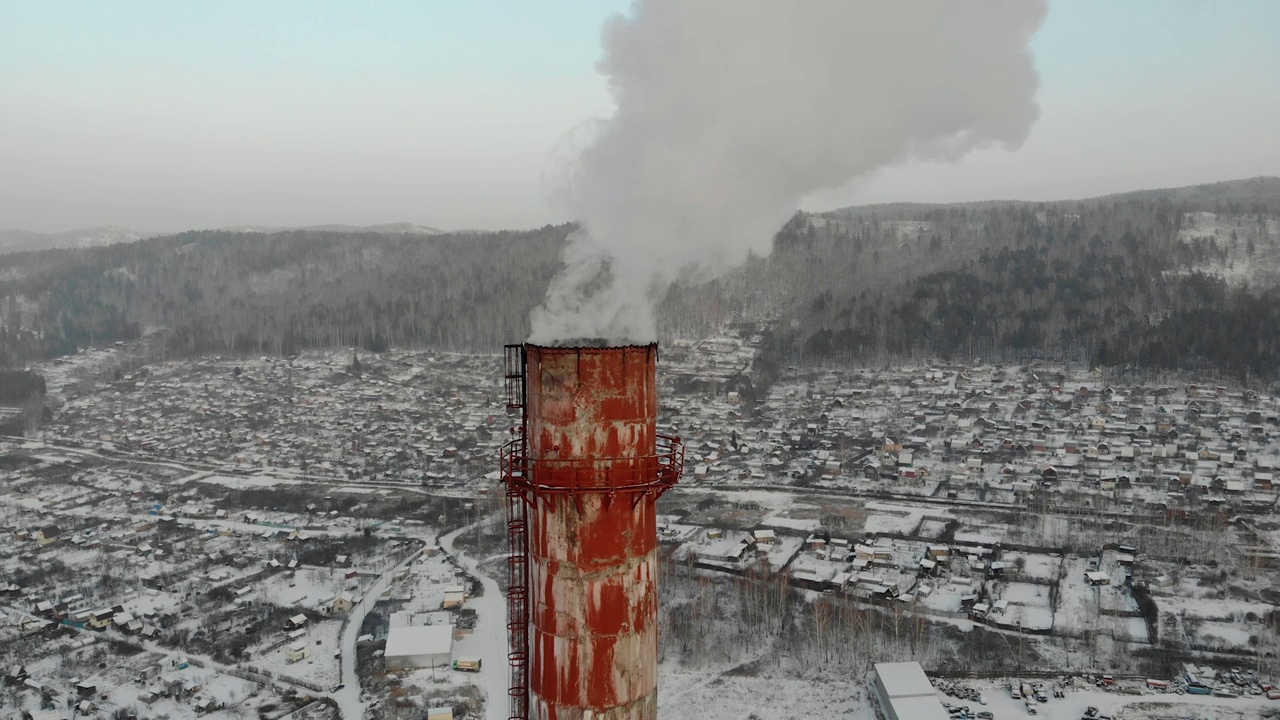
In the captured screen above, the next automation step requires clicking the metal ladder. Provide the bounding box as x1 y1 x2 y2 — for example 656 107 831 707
502 343 530 720
506 481 529 720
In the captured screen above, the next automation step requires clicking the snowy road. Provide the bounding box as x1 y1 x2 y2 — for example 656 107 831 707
441 518 510 720
333 546 425 720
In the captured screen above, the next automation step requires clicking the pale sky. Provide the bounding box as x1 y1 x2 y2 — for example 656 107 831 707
1 0 1277 233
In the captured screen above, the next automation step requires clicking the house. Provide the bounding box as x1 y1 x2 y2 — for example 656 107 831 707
286 614 307 630
331 594 355 613
286 641 311 663
87 608 115 630
35 526 61 546
442 586 467 610
1085 571 1111 586
427 706 455 720
695 535 752 564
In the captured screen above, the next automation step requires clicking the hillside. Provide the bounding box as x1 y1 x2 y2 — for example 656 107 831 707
1 178 1279 381
780 177 1280 381
0 222 446 255
0 226 157 254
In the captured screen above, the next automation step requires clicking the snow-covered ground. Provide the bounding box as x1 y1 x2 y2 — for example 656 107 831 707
257 618 342 687
941 678 1280 720
660 671 875 720
1003 550 1062 581
996 581 1054 631
863 500 952 535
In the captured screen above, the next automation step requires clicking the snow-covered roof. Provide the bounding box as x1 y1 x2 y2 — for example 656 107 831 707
875 662 947 720
875 661 934 698
384 624 453 659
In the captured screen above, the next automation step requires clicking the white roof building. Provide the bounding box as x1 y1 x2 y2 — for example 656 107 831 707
384 625 453 670
872 662 947 720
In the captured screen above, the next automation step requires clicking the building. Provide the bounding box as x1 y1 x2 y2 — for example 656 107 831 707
35 526 61 546
441 585 466 610
286 642 311 663
872 662 947 720
384 624 453 670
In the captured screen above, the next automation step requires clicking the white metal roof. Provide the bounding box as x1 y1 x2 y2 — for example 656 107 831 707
874 661 935 698
886 694 949 720
384 624 453 659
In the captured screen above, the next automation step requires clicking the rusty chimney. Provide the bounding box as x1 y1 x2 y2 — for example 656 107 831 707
501 342 683 720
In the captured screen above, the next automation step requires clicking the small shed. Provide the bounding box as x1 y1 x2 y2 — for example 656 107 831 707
287 642 311 663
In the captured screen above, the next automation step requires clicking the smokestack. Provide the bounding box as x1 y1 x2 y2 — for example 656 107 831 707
502 342 683 720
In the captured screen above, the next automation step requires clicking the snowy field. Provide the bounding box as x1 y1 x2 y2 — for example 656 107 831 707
862 501 951 535
917 577 977 613
761 501 824 532
257 618 343 686
660 671 875 720
1155 594 1276 621
995 581 1054 631
1002 550 1061 581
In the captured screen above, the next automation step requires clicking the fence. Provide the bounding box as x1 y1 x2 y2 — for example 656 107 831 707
235 664 327 693
929 669 1150 681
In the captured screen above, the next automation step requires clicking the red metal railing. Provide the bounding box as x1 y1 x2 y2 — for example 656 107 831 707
501 435 685 499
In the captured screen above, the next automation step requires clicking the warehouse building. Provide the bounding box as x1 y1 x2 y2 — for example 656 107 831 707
384 624 454 670
872 661 947 720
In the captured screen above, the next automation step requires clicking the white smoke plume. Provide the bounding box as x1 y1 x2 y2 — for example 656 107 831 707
528 0 1047 346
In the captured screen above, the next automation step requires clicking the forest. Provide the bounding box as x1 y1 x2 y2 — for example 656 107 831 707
1 177 1279 381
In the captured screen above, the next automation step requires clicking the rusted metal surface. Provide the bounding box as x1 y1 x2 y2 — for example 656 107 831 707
501 343 678 720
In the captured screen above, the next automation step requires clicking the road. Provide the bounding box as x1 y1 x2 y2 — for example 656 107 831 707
1 432 1130 522
333 546 425 720
1 433 469 493
441 518 510 720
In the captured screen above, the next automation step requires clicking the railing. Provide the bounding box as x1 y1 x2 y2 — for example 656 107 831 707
504 345 525 410
500 435 685 499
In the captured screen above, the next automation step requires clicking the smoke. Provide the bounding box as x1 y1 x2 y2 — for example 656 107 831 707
529 0 1047 345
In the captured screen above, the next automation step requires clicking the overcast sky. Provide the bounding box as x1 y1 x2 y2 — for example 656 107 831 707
2 0 1277 233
